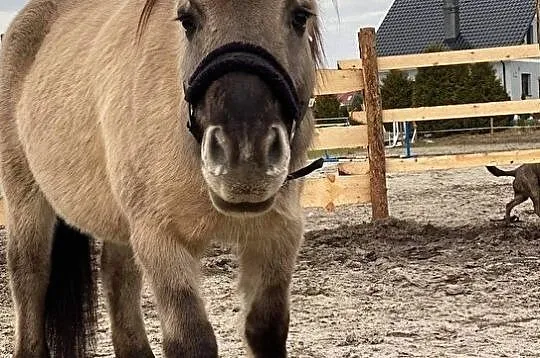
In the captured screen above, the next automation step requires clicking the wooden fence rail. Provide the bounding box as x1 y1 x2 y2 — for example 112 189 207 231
303 26 540 220
314 69 364 95
338 149 540 175
351 99 540 124
336 44 540 71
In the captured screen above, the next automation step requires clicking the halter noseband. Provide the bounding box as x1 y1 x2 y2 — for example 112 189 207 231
183 41 323 182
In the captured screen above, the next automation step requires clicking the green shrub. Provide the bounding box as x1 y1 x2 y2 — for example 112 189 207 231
381 44 512 135
313 94 341 118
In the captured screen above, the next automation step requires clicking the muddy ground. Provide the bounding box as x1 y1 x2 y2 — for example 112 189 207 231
2 133 540 357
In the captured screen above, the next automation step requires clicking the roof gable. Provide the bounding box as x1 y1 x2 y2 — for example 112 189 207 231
376 0 537 56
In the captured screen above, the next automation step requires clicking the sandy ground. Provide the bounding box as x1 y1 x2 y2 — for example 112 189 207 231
2 134 540 357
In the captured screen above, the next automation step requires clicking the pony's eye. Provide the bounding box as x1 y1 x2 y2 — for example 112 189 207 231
176 9 197 37
291 9 312 33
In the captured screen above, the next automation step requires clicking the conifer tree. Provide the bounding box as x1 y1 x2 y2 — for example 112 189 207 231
349 92 364 112
381 70 414 109
313 94 341 118
412 44 511 132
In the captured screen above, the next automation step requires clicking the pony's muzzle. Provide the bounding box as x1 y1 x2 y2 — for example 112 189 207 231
201 124 290 215
203 125 290 174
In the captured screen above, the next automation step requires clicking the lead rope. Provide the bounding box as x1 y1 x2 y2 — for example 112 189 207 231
284 97 323 182
285 157 325 183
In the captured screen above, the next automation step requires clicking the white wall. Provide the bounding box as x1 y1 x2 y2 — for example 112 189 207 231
493 59 540 100
492 14 540 101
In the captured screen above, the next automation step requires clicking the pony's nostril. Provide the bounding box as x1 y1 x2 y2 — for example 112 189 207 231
203 126 228 172
266 126 287 167
210 132 226 163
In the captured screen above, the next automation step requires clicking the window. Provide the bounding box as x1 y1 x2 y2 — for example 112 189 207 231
521 73 531 97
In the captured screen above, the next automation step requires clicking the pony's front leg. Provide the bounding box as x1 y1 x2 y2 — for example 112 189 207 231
5 192 56 358
130 224 218 358
100 241 154 357
238 220 303 358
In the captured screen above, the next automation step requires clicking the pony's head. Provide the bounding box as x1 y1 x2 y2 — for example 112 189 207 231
139 0 324 217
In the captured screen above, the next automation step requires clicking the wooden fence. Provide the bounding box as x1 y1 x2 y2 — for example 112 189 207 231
301 27 540 220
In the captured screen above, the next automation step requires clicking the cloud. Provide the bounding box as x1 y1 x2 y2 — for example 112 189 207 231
316 0 393 67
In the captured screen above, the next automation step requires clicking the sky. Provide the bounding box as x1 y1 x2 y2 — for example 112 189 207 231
0 0 394 68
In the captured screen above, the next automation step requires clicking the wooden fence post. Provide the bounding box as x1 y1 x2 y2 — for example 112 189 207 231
359 27 389 220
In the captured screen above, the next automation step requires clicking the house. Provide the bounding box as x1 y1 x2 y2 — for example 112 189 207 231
375 0 539 100
336 91 357 107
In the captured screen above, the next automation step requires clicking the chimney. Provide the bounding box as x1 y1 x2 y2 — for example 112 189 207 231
443 0 460 40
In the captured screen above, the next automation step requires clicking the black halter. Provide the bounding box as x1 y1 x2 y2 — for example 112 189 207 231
183 41 323 182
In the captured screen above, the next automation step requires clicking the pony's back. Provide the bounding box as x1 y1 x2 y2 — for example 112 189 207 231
1 0 152 241
0 0 61 126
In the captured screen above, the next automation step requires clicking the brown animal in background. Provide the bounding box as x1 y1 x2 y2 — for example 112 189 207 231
486 164 540 224
0 0 325 357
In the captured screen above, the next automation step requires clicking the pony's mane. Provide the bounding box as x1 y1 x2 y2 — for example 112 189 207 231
136 0 325 67
308 14 326 69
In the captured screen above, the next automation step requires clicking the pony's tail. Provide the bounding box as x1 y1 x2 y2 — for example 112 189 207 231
486 166 516 177
44 217 98 357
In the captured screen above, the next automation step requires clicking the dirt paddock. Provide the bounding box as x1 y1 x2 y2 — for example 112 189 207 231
2 138 540 357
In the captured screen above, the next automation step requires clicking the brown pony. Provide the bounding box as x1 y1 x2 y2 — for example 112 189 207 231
0 0 324 357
